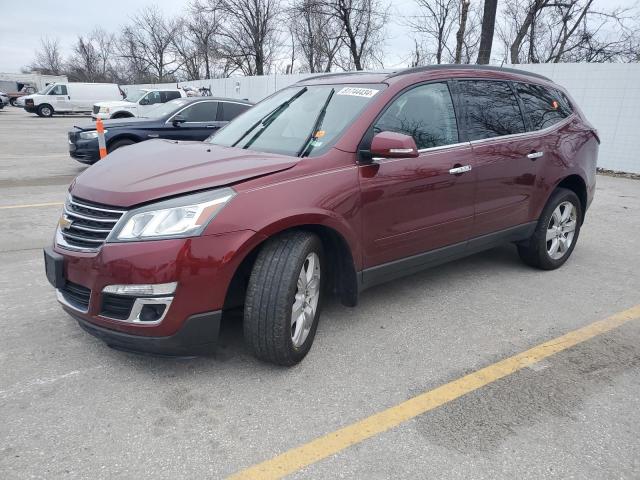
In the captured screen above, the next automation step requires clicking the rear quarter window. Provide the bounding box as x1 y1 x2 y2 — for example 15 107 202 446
514 83 571 131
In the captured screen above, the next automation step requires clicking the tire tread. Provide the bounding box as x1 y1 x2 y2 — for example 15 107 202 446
244 231 322 365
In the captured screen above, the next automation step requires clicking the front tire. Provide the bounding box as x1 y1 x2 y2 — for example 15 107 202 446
10 98 17 107
518 188 582 270
37 104 54 117
244 231 324 366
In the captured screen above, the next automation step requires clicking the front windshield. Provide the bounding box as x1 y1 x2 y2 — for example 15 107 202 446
123 89 146 103
144 99 189 118
208 84 384 157
39 84 54 95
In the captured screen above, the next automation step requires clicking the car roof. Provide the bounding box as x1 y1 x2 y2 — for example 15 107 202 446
297 65 552 86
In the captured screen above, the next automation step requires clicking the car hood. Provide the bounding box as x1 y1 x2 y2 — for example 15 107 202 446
95 100 136 109
75 117 158 131
71 140 299 207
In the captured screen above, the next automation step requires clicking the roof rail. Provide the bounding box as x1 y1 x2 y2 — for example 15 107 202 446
295 70 390 83
386 64 552 82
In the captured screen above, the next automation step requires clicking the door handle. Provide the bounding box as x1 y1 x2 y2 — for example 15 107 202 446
205 125 215 128
527 151 544 160
449 165 472 175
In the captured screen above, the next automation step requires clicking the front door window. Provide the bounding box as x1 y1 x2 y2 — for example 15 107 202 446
373 82 458 149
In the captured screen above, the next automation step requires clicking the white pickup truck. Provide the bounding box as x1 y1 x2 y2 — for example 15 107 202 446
92 88 185 119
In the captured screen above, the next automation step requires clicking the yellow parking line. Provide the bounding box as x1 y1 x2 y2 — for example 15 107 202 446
228 304 640 480
0 202 63 210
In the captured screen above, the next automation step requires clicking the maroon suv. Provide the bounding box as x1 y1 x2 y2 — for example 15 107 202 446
44 65 598 365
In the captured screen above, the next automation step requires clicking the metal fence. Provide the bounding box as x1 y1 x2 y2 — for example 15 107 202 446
127 63 640 174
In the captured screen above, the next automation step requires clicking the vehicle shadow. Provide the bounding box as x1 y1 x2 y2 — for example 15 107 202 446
110 244 528 374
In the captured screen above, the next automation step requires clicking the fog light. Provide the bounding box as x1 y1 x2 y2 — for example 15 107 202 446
139 303 167 322
103 282 177 296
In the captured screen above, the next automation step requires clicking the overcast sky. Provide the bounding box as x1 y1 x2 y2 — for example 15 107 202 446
0 0 636 74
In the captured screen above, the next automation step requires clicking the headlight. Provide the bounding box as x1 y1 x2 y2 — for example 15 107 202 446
79 130 105 140
109 188 235 242
99 106 109 113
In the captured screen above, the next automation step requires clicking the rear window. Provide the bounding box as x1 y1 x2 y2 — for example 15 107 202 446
514 83 571 131
457 80 526 141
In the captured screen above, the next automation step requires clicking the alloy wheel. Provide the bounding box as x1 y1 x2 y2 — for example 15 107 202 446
291 252 321 348
546 201 577 260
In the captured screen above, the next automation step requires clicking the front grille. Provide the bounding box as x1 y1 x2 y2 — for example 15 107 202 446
93 105 100 114
101 293 136 320
58 196 126 251
60 281 91 311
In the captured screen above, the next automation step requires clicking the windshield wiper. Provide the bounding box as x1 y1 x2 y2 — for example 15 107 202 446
231 87 308 149
297 88 335 157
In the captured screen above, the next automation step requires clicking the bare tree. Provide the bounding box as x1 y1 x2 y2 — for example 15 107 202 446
506 0 550 63
67 28 117 81
477 0 498 63
455 0 471 63
407 0 458 64
321 0 388 71
213 0 283 76
289 0 343 72
30 37 64 75
185 0 236 78
173 20 204 81
500 0 639 64
119 6 182 82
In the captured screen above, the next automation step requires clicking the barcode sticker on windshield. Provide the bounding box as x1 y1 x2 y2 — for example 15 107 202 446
336 87 379 98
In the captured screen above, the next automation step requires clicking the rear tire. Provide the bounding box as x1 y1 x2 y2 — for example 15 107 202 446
108 139 136 152
37 104 54 117
10 98 17 107
244 231 324 366
518 188 582 270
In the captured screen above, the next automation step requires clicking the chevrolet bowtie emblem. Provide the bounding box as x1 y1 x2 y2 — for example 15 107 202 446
58 215 73 230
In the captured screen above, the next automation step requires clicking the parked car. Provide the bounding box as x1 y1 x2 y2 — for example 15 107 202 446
44 65 598 365
92 88 185 120
69 97 252 164
8 84 37 106
24 82 122 117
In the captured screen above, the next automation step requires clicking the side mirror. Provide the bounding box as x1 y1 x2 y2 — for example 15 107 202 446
369 131 419 159
139 98 149 105
172 114 186 126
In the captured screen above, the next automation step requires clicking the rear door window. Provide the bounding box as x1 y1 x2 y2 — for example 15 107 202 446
515 83 571 130
458 80 526 141
179 101 218 122
162 91 182 102
219 102 250 121
373 82 458 149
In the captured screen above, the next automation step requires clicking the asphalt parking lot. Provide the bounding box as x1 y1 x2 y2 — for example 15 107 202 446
1 106 639 479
